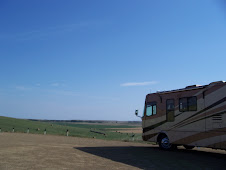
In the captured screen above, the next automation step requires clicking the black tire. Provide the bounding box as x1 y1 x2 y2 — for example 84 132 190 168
183 145 195 150
158 135 176 150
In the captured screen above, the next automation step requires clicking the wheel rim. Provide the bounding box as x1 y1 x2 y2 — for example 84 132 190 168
161 137 172 149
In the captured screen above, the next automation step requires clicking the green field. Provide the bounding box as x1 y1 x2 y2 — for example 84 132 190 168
54 122 137 129
0 116 142 142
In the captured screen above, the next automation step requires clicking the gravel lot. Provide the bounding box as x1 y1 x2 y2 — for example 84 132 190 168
0 133 225 170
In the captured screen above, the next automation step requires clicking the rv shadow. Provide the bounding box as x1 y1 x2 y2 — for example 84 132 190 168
75 146 226 169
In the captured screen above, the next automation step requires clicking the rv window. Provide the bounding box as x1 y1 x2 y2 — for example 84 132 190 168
153 105 157 115
146 102 157 116
179 97 197 112
179 98 188 112
188 96 197 111
166 99 174 111
146 105 153 116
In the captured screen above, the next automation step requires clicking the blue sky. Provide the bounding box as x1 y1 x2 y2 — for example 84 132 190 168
0 0 225 120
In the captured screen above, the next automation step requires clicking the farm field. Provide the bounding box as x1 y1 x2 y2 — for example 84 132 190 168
0 133 226 170
0 116 142 142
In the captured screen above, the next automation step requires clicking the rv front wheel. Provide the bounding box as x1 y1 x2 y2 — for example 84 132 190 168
159 136 175 150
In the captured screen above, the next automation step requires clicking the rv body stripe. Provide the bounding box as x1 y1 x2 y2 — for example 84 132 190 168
189 134 226 147
186 105 226 126
207 141 226 149
173 127 226 145
175 110 226 130
143 120 167 133
143 110 226 135
143 133 158 141
170 97 226 130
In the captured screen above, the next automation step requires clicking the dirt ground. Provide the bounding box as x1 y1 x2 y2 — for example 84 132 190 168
0 133 226 170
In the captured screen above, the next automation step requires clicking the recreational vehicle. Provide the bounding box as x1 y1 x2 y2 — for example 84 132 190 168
136 81 226 150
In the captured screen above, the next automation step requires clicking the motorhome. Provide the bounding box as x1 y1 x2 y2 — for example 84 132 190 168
136 81 226 150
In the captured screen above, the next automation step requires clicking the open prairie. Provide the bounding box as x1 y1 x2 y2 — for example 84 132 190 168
0 133 226 170
0 116 142 142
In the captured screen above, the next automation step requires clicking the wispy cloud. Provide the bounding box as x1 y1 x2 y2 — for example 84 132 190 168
88 95 120 101
15 86 32 91
50 82 67 87
51 90 80 97
50 83 60 87
120 81 158 87
0 23 85 40
0 21 109 41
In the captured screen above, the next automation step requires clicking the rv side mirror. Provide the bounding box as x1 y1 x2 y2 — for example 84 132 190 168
135 109 142 118
135 110 138 116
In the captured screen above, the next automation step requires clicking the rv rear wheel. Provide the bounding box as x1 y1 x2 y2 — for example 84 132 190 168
158 135 176 150
183 145 195 150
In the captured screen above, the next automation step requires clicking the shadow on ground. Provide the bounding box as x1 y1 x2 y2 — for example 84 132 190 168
76 146 226 169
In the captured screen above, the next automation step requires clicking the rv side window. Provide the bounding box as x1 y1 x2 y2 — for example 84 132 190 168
153 105 157 115
179 97 197 112
146 102 157 116
179 98 187 112
188 96 197 111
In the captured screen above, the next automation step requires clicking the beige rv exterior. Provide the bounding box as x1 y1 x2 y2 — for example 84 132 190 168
142 81 226 150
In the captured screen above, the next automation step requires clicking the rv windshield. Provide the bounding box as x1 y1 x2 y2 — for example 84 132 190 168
146 105 153 116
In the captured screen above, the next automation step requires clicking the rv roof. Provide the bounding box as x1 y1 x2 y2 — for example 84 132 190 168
153 81 225 95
